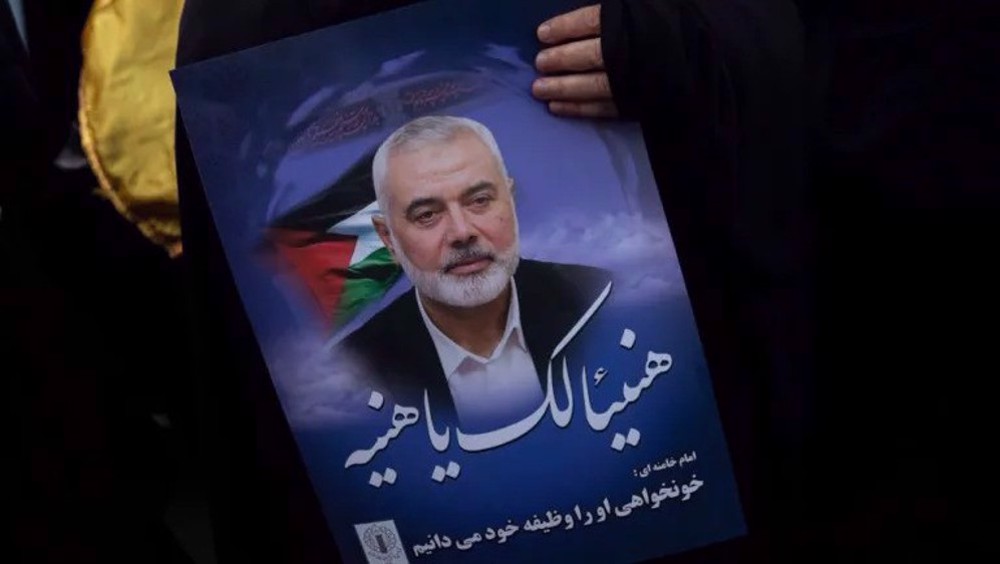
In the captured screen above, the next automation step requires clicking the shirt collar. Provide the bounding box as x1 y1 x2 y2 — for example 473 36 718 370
416 278 526 377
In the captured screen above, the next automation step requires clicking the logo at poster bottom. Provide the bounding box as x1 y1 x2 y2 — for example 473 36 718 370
355 520 409 564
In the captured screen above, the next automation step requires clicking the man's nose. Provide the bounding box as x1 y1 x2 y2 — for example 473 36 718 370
444 205 476 247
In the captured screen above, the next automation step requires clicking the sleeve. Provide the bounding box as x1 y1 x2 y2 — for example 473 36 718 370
176 0 321 66
601 0 804 125
600 2 816 547
599 0 810 289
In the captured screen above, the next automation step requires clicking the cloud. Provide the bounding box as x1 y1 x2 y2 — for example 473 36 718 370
374 50 427 78
268 333 375 428
521 212 686 303
617 274 676 297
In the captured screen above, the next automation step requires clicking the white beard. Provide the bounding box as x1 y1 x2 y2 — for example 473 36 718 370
392 233 520 308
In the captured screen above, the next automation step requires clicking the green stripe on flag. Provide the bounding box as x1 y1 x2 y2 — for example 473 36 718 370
333 247 403 327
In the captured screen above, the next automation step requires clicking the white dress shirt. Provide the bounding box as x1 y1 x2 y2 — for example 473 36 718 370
417 279 544 430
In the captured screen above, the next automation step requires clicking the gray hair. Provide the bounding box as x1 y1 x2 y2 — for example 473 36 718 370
371 116 509 216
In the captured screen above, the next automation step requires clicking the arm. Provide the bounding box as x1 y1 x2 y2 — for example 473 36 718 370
532 2 811 286
601 0 803 123
535 4 815 548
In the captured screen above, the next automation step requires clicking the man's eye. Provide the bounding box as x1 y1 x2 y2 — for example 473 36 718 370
470 195 492 207
414 211 436 224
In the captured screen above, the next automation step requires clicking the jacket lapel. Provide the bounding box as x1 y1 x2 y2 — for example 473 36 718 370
516 261 572 389
388 291 459 423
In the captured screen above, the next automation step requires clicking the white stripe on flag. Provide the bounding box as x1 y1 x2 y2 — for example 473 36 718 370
328 201 385 265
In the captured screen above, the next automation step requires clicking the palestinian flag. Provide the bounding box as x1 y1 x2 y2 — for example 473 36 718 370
264 147 401 331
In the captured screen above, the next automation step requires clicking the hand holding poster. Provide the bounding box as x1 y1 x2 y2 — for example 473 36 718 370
172 0 745 562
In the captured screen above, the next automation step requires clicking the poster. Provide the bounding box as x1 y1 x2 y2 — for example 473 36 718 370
171 0 745 561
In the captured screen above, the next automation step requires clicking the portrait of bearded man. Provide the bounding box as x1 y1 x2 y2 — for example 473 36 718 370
337 115 611 430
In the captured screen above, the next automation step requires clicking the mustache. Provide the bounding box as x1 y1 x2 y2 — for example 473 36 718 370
442 247 496 273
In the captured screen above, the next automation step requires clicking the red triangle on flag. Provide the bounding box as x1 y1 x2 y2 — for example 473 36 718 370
266 228 359 329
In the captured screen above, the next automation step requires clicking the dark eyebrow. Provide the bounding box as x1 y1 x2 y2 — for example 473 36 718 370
403 182 497 218
462 181 496 198
404 197 443 218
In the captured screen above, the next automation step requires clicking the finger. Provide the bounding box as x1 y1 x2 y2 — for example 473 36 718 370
537 5 601 45
532 73 613 102
549 100 619 119
535 38 604 73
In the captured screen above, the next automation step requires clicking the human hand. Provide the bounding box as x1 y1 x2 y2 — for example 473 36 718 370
533 5 618 118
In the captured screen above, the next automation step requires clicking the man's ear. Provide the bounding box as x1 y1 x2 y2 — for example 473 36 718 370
372 215 396 258
507 177 516 198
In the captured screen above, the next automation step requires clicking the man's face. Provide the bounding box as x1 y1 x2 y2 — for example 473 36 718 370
374 130 519 308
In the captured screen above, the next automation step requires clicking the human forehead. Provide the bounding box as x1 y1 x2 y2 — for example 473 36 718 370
383 132 504 195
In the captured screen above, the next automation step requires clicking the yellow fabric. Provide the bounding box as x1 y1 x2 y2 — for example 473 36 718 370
79 0 185 257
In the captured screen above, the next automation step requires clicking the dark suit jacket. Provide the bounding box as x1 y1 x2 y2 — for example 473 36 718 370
339 259 611 420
